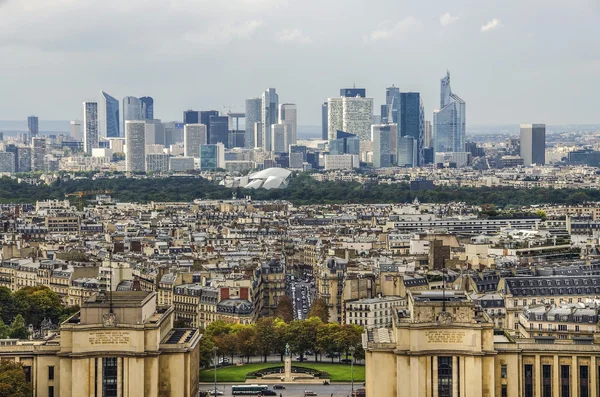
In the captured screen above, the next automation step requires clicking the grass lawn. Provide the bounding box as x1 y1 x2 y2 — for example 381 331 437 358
199 362 365 383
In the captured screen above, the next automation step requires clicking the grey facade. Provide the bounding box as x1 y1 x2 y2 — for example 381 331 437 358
201 111 219 144
386 87 401 124
372 124 393 168
397 135 416 167
433 72 466 154
520 124 546 166
27 116 39 137
0 152 15 173
145 153 170 173
123 97 145 133
125 121 146 172
261 88 278 152
83 102 99 154
322 102 328 140
183 124 207 158
245 98 261 149
101 91 120 138
17 147 31 173
32 137 47 172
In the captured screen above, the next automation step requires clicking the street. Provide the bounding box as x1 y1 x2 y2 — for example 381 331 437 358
287 274 316 321
199 383 359 397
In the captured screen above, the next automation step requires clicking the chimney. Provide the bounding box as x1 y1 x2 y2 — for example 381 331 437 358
240 287 249 301
220 287 230 301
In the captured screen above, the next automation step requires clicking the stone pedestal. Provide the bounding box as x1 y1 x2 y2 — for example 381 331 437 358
284 357 292 381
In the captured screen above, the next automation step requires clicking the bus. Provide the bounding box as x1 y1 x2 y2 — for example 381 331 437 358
231 385 269 395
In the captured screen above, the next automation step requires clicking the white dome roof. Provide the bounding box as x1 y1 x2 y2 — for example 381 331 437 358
248 167 292 180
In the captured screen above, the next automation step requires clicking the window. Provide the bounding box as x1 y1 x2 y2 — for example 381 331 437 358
580 366 589 397
102 357 118 397
501 384 508 397
438 357 453 397
48 366 54 380
501 364 507 378
524 364 534 397
48 386 54 397
542 365 552 397
23 366 31 383
561 365 570 397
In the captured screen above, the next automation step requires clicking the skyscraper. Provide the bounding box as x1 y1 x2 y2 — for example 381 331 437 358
399 92 424 165
17 147 31 173
245 98 261 149
184 124 207 158
433 71 466 154
70 121 82 141
327 96 373 143
279 103 297 149
271 124 287 153
397 135 416 167
100 91 120 138
254 122 263 149
199 143 225 171
520 124 546 166
201 111 220 144
386 87 401 124
183 110 200 125
340 88 366 98
83 102 99 154
27 116 39 137
208 115 228 146
139 97 154 119
123 97 145 133
329 131 360 156
32 137 47 172
321 102 328 140
371 124 394 168
424 120 432 148
261 88 278 152
125 121 146 172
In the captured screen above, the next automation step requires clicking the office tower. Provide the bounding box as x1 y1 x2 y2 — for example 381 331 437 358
321 102 328 140
125 121 146 172
139 97 154 119
399 92 425 165
199 143 225 171
31 137 47 172
271 124 287 153
397 135 416 167
433 71 466 154
208 115 228 145
183 110 200 125
145 153 170 173
386 86 401 124
27 116 39 137
520 124 546 166
329 131 360 155
17 147 31 172
340 88 366 98
228 130 245 148
289 145 307 168
424 120 432 148
245 98 261 149
261 88 279 152
327 96 373 143
0 132 4 141
184 124 207 157
380 105 389 124
143 120 165 146
100 91 120 138
279 103 297 148
70 121 81 141
169 157 194 172
254 122 263 149
5 145 18 172
164 121 183 147
200 110 219 143
371 124 393 168
0 152 15 173
83 102 99 154
122 97 145 133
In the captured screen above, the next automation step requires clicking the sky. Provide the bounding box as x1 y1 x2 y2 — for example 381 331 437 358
1 0 599 126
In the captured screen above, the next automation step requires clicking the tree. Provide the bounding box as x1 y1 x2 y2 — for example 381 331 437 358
0 361 33 397
287 317 322 361
308 297 329 323
274 295 294 323
254 317 276 363
273 318 290 362
233 324 257 363
197 335 216 369
0 287 15 325
0 319 10 339
13 286 63 328
317 323 341 362
335 324 363 360
9 315 29 340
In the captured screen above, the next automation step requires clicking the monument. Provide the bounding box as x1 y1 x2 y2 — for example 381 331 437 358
284 343 292 381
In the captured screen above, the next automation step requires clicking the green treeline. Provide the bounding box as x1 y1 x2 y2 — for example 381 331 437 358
0 174 598 206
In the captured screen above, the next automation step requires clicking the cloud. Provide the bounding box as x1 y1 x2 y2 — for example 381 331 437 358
368 17 423 41
440 13 459 27
480 18 502 32
277 28 311 43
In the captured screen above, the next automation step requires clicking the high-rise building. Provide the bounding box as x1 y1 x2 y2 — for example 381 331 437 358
200 110 219 144
123 97 145 133
329 131 360 156
321 102 328 140
520 124 546 166
433 71 466 154
208 115 228 145
424 120 432 148
32 137 47 172
397 135 416 167
70 121 81 141
125 121 146 172
399 92 424 165
144 120 165 146
271 124 287 154
199 143 225 171
184 124 207 157
289 145 307 169
27 116 39 137
340 88 366 98
245 98 261 149
100 91 120 138
380 104 389 124
83 102 99 154
261 88 279 152
17 147 31 173
183 110 199 125
279 103 297 149
371 124 394 168
254 122 263 149
145 153 170 173
386 87 401 124
4 145 18 172
327 96 373 143
0 152 15 173
139 96 154 119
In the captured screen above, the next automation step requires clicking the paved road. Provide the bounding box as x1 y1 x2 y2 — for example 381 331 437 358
199 383 358 397
287 274 316 321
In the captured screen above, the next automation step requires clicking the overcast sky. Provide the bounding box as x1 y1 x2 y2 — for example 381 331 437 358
1 0 599 126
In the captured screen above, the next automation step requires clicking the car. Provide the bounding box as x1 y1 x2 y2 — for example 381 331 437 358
303 308 308 313
204 390 224 396
305 351 314 356
218 358 230 365
304 390 317 396
340 358 352 364
261 390 277 396
325 352 340 358
273 385 286 390
295 356 307 361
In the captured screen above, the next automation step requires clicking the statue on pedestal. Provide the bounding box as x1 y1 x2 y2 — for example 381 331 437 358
285 343 291 357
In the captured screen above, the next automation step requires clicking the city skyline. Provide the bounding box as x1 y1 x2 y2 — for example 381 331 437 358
1 1 598 126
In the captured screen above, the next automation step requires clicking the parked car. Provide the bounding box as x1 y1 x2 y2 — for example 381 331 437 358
304 391 317 396
352 388 366 397
261 390 277 396
273 385 286 390
325 353 340 358
295 356 307 361
340 358 352 364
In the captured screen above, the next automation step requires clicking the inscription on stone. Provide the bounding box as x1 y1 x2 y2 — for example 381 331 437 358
425 330 465 344
88 331 131 345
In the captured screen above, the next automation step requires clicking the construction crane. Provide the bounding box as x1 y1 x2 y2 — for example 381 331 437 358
65 190 113 210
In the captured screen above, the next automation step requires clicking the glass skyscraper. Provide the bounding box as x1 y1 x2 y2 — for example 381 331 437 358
433 71 466 154
399 92 424 165
101 91 120 138
329 130 360 155
371 124 394 168
83 102 99 154
27 116 39 137
386 87 401 124
139 97 154 119
183 110 200 125
200 144 218 171
245 98 261 149
123 97 145 134
208 115 228 146
261 88 278 152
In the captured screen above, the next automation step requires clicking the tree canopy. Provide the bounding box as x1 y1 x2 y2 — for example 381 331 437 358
0 361 33 397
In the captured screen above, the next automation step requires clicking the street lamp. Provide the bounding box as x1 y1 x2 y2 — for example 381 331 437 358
212 346 218 397
349 346 356 396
